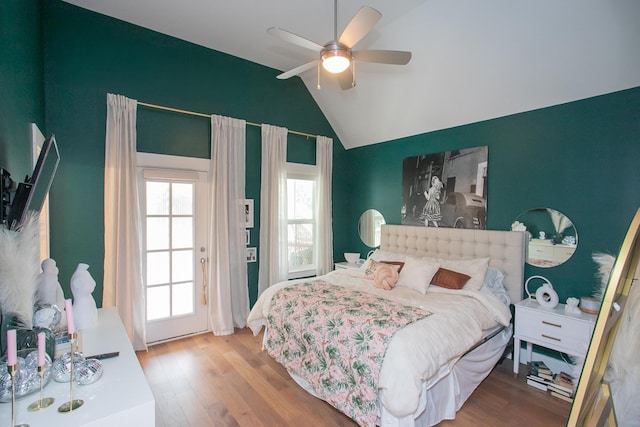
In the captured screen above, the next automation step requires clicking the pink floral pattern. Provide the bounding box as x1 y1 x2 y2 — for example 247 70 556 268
266 281 432 427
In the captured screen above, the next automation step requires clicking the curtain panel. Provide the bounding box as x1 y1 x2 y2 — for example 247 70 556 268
257 124 289 298
316 135 333 275
208 115 249 335
103 93 147 351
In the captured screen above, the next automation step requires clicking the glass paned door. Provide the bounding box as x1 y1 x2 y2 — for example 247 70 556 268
142 171 208 343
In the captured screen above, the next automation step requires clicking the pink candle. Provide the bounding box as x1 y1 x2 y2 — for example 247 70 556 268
65 299 76 334
6 329 17 366
37 332 46 366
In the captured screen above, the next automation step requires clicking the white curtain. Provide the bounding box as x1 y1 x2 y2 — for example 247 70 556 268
208 114 249 335
103 93 146 351
257 124 288 297
316 136 334 275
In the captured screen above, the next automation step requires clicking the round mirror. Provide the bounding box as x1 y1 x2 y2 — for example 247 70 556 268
512 208 578 268
358 209 386 248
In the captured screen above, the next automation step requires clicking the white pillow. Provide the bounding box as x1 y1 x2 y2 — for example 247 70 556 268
437 257 490 291
396 259 440 294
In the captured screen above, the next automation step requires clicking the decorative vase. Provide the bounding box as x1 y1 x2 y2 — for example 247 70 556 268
70 263 98 330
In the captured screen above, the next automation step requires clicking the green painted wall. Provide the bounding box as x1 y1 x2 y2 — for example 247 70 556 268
41 1 343 305
0 0 44 182
5 0 640 314
342 87 640 303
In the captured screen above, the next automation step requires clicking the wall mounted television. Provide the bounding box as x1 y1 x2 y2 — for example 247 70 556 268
4 135 60 230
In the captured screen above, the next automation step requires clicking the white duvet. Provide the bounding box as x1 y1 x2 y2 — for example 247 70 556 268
247 268 512 418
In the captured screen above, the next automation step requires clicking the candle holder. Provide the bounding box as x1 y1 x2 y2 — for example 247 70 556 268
57 333 84 413
27 365 54 412
9 364 30 427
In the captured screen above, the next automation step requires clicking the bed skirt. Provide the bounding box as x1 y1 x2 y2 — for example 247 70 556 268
287 325 512 427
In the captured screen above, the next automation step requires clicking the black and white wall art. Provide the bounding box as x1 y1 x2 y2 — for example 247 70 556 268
401 146 488 229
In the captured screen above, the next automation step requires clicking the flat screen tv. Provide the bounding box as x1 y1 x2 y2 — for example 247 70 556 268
5 135 60 230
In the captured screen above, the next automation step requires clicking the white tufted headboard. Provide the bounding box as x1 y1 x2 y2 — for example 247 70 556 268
380 225 527 304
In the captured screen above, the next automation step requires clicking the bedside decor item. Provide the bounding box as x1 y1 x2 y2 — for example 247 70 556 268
344 252 359 264
70 263 98 330
525 275 559 308
565 297 581 314
579 296 601 314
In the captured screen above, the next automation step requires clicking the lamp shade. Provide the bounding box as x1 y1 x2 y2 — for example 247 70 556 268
322 49 350 73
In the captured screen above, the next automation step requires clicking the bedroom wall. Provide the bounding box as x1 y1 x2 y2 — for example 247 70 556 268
41 0 346 306
5 1 639 313
340 86 640 303
0 0 44 181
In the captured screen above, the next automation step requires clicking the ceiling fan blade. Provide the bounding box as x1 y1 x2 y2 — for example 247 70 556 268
276 60 319 79
337 70 355 90
267 27 324 52
353 50 412 65
338 6 382 48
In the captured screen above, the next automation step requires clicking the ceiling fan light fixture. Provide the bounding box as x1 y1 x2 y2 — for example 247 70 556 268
321 48 351 74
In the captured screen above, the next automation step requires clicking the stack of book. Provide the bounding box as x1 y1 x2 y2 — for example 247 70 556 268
526 360 553 391
548 371 576 402
525 361 576 402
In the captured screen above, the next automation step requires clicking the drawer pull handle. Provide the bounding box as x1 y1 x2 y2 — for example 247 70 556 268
541 334 561 342
542 320 562 328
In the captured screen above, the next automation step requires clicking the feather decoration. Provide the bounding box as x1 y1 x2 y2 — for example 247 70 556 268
0 212 40 329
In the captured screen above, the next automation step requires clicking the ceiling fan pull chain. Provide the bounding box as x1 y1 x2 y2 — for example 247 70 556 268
317 63 321 90
352 61 356 88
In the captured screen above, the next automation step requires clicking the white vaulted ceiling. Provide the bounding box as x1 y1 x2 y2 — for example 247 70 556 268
63 0 640 149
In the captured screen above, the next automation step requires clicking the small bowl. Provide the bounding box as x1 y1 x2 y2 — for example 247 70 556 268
580 296 601 314
344 252 360 264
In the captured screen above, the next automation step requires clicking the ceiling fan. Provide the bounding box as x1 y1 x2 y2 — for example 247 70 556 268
267 0 412 90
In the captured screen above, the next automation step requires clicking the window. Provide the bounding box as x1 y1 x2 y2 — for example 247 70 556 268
287 163 317 279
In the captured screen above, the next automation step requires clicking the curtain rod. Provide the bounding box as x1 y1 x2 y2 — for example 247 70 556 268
137 101 317 139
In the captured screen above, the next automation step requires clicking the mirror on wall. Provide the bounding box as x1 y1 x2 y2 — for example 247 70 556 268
513 208 578 268
358 209 386 248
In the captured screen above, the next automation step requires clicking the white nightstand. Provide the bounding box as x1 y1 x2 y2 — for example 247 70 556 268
334 261 361 270
513 298 597 374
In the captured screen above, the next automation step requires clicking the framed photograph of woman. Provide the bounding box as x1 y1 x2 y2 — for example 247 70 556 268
401 146 488 229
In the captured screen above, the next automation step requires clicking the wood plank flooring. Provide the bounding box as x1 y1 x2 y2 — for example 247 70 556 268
136 328 570 426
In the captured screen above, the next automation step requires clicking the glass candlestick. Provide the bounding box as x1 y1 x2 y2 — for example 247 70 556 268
27 365 54 412
57 333 84 413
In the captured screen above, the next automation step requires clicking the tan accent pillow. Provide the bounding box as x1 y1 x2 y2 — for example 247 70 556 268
431 268 471 290
363 260 400 280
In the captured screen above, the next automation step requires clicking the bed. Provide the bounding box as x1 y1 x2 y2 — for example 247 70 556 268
247 225 526 426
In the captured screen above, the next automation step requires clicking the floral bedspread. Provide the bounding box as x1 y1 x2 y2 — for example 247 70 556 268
265 280 432 427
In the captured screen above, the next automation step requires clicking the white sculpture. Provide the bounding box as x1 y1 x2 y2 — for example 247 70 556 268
35 258 66 308
70 263 98 330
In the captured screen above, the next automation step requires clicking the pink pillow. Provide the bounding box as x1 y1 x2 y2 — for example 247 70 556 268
374 263 400 290
364 260 397 280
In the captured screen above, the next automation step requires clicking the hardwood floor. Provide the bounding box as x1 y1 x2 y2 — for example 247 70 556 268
136 328 570 426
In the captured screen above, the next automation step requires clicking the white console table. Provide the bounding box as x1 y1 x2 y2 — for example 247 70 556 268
0 307 155 426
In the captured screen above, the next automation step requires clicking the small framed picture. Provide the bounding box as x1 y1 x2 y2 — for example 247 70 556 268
246 247 257 263
245 229 250 245
244 199 254 228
